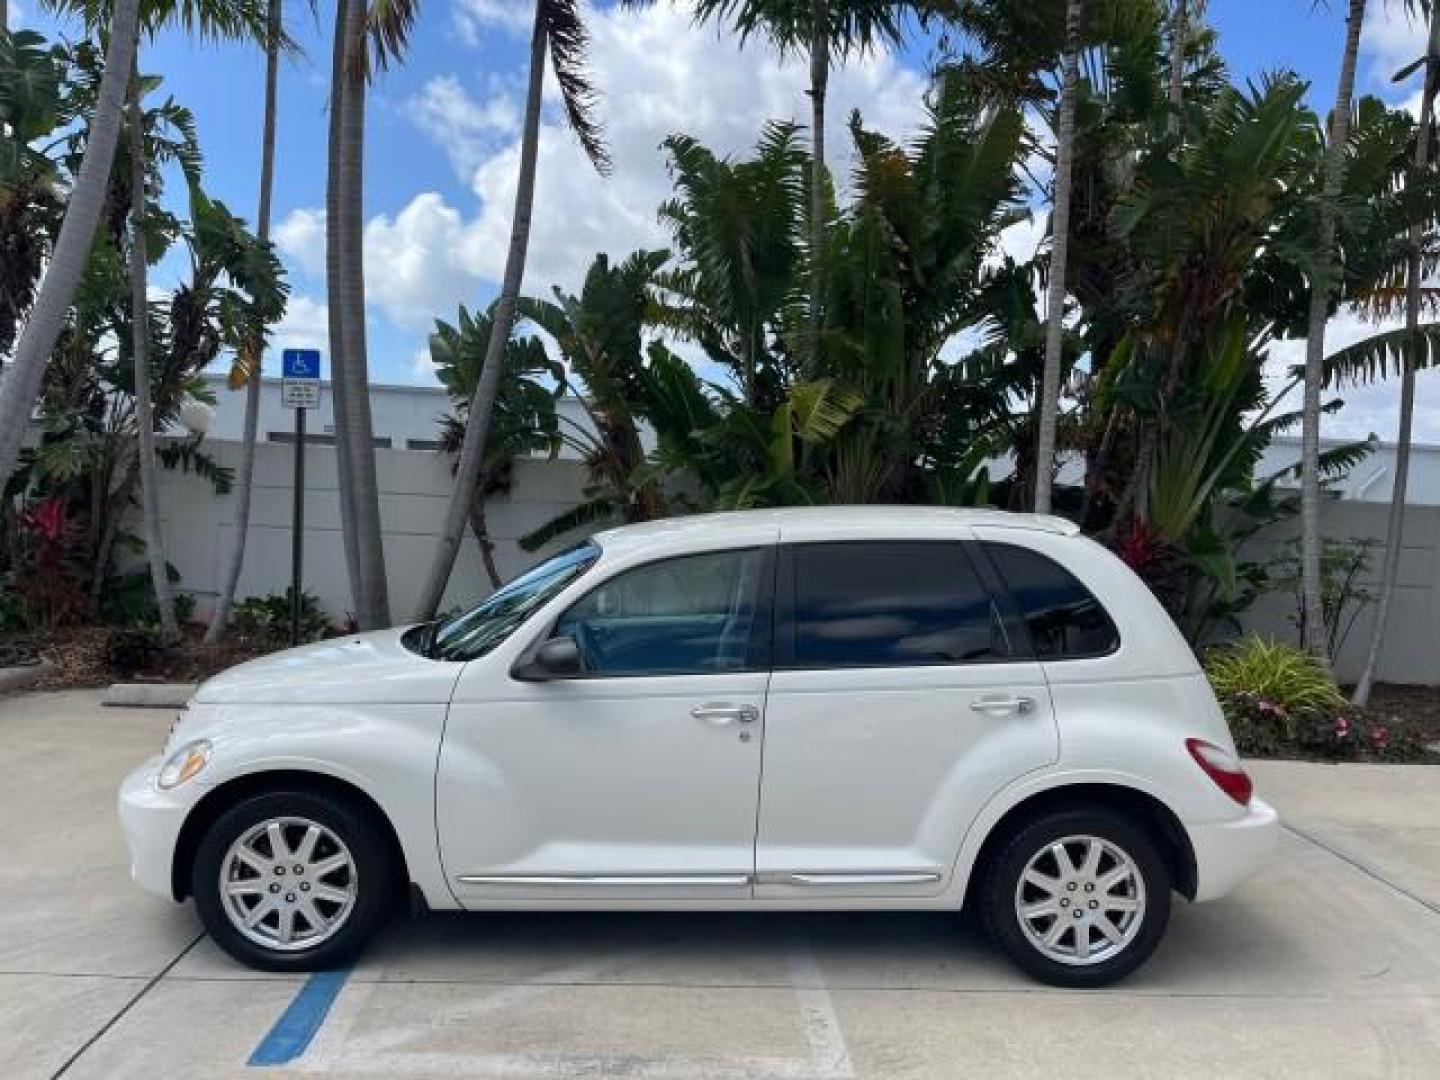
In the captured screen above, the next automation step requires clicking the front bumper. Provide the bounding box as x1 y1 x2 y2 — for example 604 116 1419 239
1186 797 1280 902
118 757 200 900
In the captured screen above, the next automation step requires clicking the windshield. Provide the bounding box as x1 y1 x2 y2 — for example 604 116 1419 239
427 541 601 662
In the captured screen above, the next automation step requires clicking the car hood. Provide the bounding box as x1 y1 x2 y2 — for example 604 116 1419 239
193 626 465 705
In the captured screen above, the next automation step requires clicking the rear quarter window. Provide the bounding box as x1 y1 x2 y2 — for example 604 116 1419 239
985 542 1120 659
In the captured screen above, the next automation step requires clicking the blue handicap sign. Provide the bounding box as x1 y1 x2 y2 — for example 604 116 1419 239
282 348 321 380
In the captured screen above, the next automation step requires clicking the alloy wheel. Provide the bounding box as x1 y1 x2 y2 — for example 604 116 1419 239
218 816 359 952
1013 834 1147 966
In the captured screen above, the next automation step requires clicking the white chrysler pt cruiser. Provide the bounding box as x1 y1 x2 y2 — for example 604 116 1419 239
120 508 1277 986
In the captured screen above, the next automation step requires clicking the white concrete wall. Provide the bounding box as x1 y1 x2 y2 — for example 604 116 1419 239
1236 499 1440 686
150 440 590 626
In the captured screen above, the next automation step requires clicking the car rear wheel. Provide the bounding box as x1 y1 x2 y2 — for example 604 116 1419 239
192 791 395 972
979 807 1171 987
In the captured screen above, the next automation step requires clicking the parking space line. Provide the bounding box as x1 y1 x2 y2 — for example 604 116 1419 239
247 967 354 1067
50 931 205 1079
287 937 854 1079
1284 824 1440 918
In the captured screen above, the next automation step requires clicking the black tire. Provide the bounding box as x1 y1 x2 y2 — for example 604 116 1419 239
192 790 396 972
978 807 1171 988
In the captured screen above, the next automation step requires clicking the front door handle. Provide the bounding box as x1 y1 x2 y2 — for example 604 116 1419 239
969 695 1036 716
690 703 758 725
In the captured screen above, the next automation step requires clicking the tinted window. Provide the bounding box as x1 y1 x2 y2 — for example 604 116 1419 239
555 548 768 675
429 542 600 661
986 543 1119 658
789 542 1005 668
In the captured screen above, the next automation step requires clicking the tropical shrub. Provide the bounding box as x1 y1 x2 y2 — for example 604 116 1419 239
99 567 195 628
1206 636 1345 714
231 589 331 644
104 627 167 679
1205 636 1427 760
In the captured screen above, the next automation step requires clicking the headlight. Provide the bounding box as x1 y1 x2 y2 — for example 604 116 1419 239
158 740 211 790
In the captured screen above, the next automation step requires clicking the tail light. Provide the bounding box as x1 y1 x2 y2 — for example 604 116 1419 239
1186 738 1253 806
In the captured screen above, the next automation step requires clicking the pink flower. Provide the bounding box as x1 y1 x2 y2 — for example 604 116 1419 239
1370 726 1390 751
1334 715 1351 739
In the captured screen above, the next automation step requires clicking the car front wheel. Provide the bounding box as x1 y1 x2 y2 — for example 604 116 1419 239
979 808 1171 987
192 790 395 972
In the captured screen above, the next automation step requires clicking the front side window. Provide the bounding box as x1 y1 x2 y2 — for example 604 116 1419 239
788 541 1006 668
985 542 1119 659
554 548 769 676
428 542 600 661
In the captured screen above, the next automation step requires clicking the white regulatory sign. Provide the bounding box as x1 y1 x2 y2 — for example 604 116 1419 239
281 379 321 409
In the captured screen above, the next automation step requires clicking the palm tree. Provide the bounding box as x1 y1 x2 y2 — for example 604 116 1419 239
429 306 563 586
328 0 401 630
0 0 140 495
413 0 610 621
1354 7 1440 704
1167 0 1186 125
1299 0 1366 666
683 0 907 370
1033 0 1083 515
205 0 282 644
125 71 181 641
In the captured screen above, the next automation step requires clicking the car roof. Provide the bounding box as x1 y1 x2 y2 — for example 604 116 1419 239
591 506 1080 555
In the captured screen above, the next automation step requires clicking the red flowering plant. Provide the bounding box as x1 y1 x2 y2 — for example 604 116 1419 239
3 496 89 629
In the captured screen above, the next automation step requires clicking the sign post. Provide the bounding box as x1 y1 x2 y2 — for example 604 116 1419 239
281 349 322 646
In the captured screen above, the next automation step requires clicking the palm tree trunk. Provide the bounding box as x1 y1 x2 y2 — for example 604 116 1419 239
414 9 547 621
807 0 828 375
1353 10 1439 706
1033 0 1083 516
1168 0 1186 129
1300 0 1364 666
127 71 181 644
0 0 140 492
468 495 503 590
334 0 390 629
325 0 364 626
205 0 281 645
90 450 139 605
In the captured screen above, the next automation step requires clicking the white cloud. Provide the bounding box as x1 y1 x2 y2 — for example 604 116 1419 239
407 75 521 178
274 208 327 278
361 193 486 328
410 344 439 381
453 0 532 44
1359 3 1431 101
267 294 330 368
369 3 930 313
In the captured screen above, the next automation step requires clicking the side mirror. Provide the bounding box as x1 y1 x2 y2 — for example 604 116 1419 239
513 635 585 681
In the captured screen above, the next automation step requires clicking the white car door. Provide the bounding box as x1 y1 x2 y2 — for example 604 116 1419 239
437 541 776 904
754 536 1059 899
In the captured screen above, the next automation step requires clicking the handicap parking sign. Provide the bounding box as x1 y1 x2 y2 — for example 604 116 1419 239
282 348 321 380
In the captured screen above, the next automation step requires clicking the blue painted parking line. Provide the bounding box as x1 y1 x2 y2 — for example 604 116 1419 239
248 967 353 1067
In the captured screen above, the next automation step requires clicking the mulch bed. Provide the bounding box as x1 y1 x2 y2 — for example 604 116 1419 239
1355 683 1440 750
1 626 273 691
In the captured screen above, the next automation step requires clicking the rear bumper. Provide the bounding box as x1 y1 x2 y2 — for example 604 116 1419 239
1186 797 1280 902
118 757 196 900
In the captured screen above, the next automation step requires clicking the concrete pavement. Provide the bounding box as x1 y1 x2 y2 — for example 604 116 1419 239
2 690 1438 1079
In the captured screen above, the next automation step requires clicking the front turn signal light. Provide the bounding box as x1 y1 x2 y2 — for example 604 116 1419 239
158 740 212 790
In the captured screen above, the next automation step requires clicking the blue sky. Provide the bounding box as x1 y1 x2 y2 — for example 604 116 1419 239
17 0 1438 438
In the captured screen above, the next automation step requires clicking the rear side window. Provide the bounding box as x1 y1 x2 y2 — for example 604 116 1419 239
985 543 1119 659
788 541 1007 668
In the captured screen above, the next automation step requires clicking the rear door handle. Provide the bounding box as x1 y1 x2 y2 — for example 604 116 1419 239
691 703 759 725
969 695 1036 716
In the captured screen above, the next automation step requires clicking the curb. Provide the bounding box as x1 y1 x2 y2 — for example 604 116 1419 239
103 683 198 708
0 660 54 695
